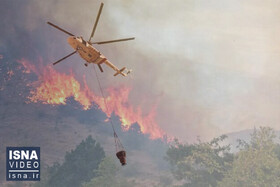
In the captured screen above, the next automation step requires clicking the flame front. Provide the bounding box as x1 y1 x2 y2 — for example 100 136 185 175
28 66 92 110
17 58 165 139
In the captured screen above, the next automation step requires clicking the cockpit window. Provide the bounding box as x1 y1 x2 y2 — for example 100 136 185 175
82 39 86 45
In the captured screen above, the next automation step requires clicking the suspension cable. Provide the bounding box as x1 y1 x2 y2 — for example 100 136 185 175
92 65 124 152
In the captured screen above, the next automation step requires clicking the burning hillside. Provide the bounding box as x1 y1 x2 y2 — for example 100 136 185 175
16 58 165 139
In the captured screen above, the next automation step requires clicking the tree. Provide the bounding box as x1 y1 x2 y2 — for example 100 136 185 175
219 127 280 187
166 135 233 187
83 157 137 187
44 135 105 187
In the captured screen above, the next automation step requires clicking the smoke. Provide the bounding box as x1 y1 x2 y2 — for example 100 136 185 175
2 0 280 142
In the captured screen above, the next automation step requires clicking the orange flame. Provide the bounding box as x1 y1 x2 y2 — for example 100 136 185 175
17 58 165 139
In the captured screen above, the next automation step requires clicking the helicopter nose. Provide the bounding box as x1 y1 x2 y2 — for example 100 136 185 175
67 36 75 43
67 36 77 49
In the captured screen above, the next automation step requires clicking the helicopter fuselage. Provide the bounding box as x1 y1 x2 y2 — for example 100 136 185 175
47 1 133 76
67 36 105 65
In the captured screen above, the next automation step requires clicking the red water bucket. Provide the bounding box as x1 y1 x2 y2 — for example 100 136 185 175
116 150 126 166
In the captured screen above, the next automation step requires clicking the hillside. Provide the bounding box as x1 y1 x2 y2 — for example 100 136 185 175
0 56 169 186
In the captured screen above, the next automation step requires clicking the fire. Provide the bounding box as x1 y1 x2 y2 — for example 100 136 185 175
17 58 165 139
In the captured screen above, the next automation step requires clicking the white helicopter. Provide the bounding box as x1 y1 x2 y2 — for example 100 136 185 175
47 3 134 76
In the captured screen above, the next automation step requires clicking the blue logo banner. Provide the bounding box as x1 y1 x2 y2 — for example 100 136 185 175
6 147 40 181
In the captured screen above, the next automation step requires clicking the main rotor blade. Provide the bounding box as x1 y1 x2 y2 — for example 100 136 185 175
89 3 104 42
91 37 135 45
53 51 76 65
47 22 75 36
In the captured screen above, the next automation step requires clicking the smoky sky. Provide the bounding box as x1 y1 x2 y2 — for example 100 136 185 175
2 0 280 142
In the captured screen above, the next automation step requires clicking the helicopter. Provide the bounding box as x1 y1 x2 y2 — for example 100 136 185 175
47 2 134 76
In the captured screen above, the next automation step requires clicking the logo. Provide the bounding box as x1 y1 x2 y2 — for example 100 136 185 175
6 147 40 181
